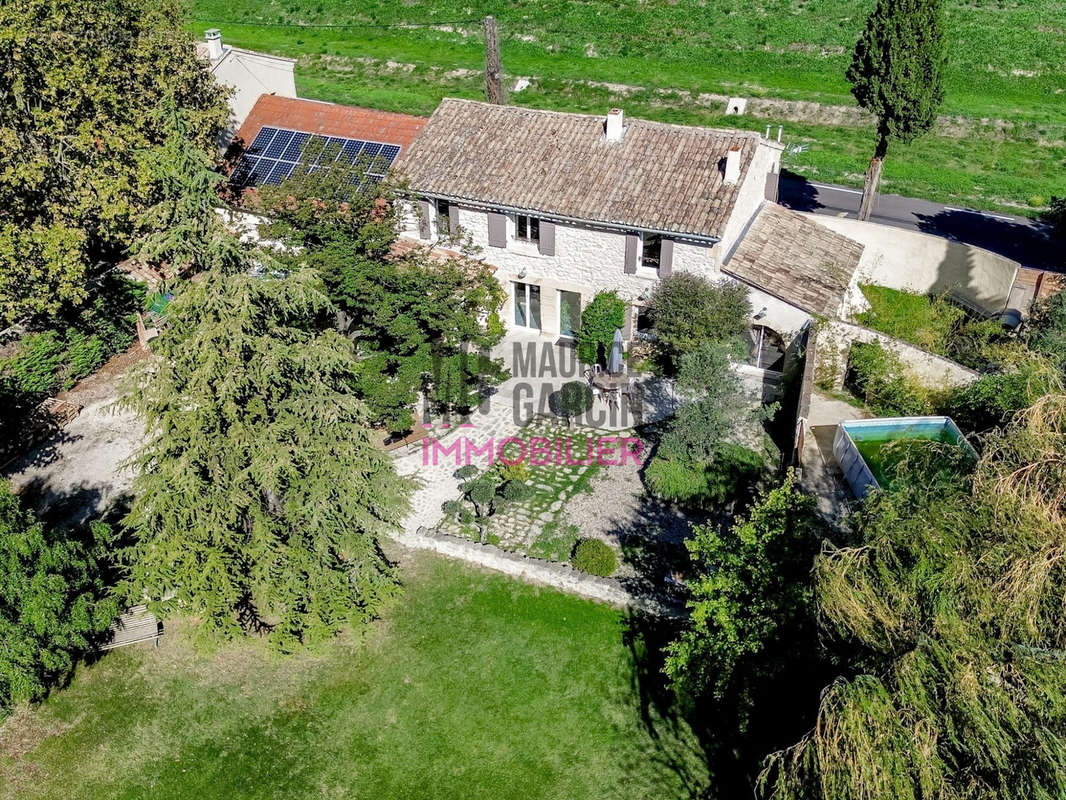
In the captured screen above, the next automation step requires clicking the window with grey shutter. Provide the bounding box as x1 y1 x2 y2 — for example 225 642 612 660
659 239 674 277
417 200 432 239
624 234 639 274
487 212 507 248
538 221 555 256
448 203 460 232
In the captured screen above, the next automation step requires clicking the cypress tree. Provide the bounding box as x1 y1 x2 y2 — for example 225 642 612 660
847 0 947 220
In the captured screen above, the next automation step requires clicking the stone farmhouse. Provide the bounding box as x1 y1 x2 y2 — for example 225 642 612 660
395 98 866 346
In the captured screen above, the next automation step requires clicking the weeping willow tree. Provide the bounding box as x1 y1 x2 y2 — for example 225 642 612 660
119 253 409 651
761 390 1066 799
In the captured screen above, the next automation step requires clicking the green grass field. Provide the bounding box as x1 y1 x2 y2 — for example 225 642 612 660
0 553 709 800
190 0 1066 214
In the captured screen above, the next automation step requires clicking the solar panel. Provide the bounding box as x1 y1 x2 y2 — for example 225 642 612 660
230 126 403 194
280 132 310 162
246 128 277 156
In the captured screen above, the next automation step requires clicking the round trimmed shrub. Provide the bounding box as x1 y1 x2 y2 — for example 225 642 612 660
551 380 593 421
571 538 618 577
455 464 480 482
442 499 464 519
500 480 533 502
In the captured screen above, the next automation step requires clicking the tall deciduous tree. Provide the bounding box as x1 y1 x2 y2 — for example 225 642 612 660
847 0 946 220
666 471 822 705
0 483 118 708
120 256 409 651
0 0 228 323
256 159 506 434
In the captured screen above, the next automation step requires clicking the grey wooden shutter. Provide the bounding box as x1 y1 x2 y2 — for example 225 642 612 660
659 238 674 277
448 203 460 231
487 212 507 248
624 234 639 274
538 220 555 256
417 200 432 238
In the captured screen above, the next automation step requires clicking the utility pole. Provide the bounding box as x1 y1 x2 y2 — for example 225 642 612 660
483 16 506 105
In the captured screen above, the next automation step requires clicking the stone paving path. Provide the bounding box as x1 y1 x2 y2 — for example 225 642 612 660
393 331 665 538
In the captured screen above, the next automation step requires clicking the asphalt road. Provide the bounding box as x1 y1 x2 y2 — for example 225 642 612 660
779 173 1061 272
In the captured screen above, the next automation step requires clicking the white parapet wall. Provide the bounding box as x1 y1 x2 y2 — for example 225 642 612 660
803 214 1020 318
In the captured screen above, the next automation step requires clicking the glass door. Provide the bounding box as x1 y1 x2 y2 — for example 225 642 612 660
513 282 541 330
558 290 581 338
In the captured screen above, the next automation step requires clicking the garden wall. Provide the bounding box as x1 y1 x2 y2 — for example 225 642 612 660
803 214 1019 318
397 526 671 615
816 320 979 392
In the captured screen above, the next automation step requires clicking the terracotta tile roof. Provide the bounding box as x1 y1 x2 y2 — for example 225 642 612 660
395 98 761 240
725 203 864 317
232 95 426 154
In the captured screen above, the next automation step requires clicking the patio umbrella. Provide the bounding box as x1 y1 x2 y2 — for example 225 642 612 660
607 328 624 374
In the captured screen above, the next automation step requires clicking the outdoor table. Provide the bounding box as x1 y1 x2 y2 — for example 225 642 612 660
591 373 629 392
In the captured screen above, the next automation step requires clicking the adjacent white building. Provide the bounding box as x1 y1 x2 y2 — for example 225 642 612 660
395 99 862 344
196 29 298 141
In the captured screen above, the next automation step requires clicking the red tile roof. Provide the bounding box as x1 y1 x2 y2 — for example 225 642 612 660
233 95 426 154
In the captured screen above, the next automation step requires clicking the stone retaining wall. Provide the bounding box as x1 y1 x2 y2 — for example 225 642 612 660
816 320 979 391
394 527 670 615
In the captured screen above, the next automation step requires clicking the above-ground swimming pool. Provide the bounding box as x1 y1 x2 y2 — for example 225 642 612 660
833 417 976 499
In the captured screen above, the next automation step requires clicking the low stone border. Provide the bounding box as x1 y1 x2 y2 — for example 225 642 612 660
392 526 670 615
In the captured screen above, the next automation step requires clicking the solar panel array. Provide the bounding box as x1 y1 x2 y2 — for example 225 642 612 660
231 126 402 191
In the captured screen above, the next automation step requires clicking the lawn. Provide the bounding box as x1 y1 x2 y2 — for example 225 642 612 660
0 553 709 800
189 0 1066 213
856 285 1018 371
856 285 967 354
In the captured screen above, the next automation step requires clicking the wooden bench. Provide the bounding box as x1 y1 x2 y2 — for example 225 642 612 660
100 605 162 651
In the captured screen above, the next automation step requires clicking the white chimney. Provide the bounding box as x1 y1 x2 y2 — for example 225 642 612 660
205 29 224 62
724 146 742 185
605 108 625 142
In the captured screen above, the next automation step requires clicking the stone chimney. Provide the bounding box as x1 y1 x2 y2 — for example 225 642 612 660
205 29 224 62
724 146 742 185
605 108 625 142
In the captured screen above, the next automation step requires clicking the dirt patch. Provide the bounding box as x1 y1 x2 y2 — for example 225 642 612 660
0 706 74 763
4 346 146 528
59 345 147 407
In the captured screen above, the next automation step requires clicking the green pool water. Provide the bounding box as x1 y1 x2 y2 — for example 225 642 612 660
853 427 966 488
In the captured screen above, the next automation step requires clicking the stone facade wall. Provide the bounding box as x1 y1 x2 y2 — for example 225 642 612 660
400 202 721 337
817 320 979 391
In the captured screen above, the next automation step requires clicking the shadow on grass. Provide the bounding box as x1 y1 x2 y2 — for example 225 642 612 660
611 424 830 798
619 603 830 799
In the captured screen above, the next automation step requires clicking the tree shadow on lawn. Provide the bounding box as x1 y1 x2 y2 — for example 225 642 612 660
611 427 829 798
620 604 830 799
